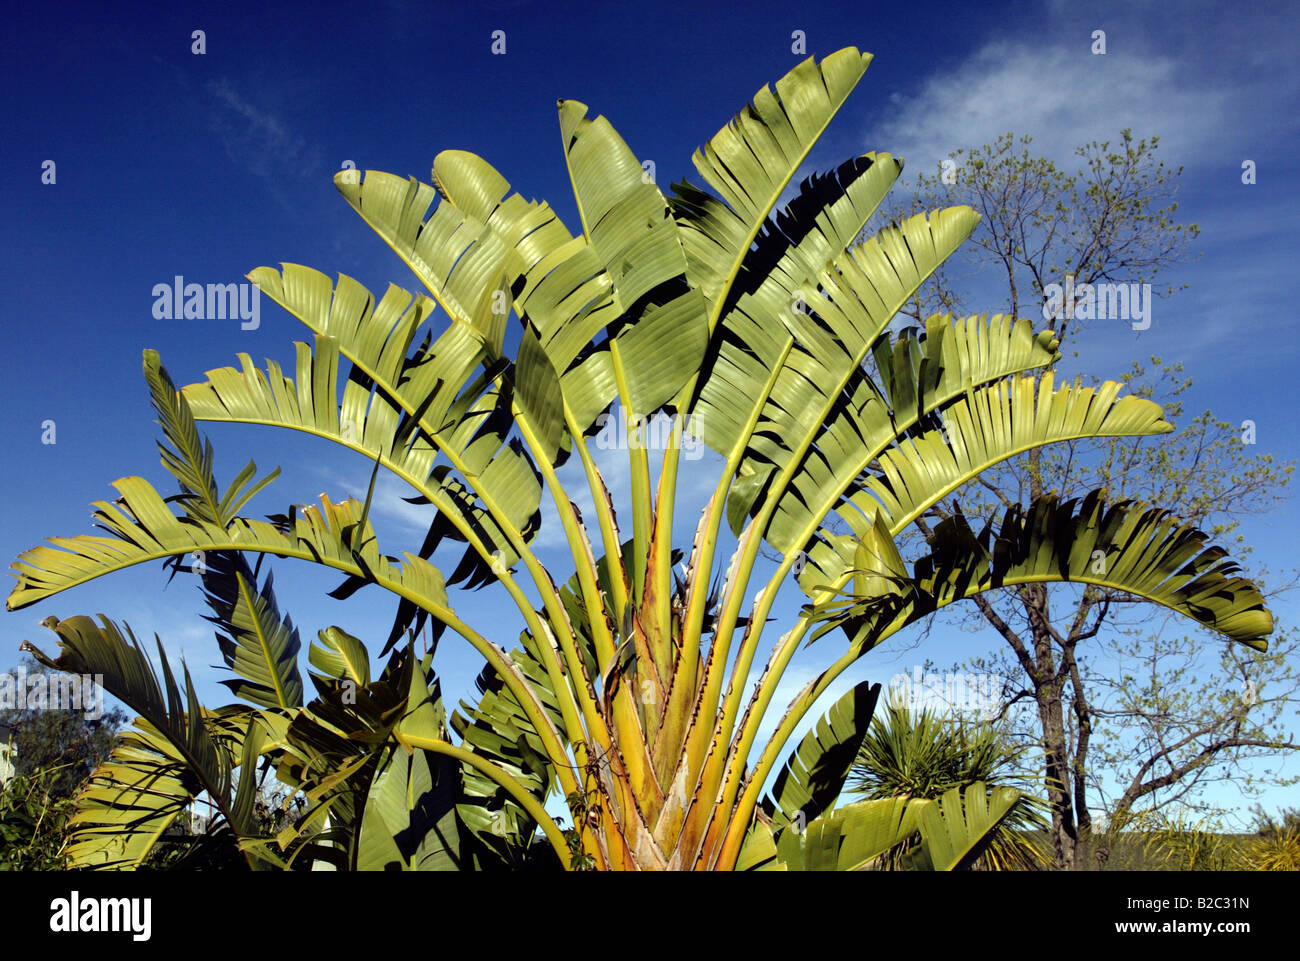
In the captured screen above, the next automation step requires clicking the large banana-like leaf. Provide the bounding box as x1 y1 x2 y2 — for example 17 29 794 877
331 167 582 474
433 147 708 440
355 654 469 870
812 491 1274 651
693 210 981 536
556 101 708 420
774 313 1058 554
771 781 1021 871
23 616 239 805
7 477 450 627
868 373 1168 528
686 149 903 468
796 367 1172 592
671 48 874 306
734 817 785 871
431 149 621 388
60 721 199 869
430 148 604 372
195 266 541 593
557 99 689 320
21 615 267 868
333 168 519 338
699 153 904 441
357 741 469 871
733 153 902 310
763 681 881 831
906 784 1026 871
775 795 921 871
309 624 371 687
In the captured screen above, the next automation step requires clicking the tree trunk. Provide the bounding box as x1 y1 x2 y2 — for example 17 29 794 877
1035 660 1077 868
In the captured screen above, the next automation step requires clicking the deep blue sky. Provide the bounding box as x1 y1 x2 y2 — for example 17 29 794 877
3 0 1297 825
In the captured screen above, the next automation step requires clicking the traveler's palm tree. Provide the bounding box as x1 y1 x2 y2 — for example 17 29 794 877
8 47 1272 870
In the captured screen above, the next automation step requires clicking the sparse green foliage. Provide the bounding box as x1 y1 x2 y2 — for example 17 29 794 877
893 129 1201 331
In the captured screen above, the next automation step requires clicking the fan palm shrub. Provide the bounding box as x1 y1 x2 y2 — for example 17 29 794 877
848 699 1046 868
7 46 1273 870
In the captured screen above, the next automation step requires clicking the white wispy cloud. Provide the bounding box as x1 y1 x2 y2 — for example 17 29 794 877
206 77 325 180
868 40 1232 177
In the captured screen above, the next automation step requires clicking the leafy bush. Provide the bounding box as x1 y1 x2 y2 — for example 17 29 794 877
0 768 74 870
